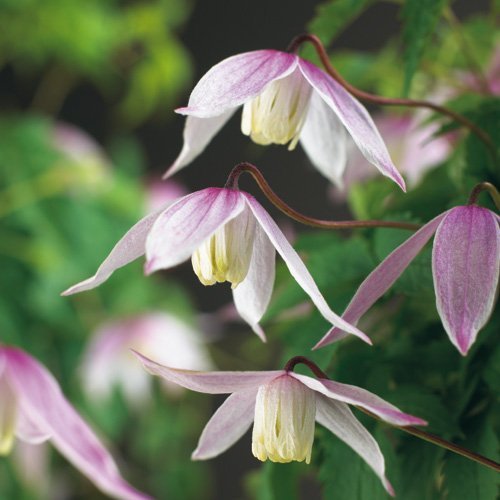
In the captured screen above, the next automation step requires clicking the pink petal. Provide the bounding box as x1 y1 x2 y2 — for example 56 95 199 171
4 347 150 500
315 212 448 349
145 188 246 274
192 389 257 460
233 222 276 341
177 50 298 118
292 373 426 427
432 206 500 355
298 59 406 191
133 351 282 394
244 194 372 345
316 395 395 496
164 110 236 179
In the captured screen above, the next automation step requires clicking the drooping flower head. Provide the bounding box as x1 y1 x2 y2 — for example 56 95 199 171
63 187 372 345
166 49 405 190
133 351 427 496
0 346 150 500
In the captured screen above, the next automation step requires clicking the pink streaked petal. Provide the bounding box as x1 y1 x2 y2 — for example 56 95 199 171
164 110 237 179
192 388 257 460
15 409 52 444
233 222 276 341
177 50 298 118
299 91 347 187
4 347 150 500
316 395 395 496
315 211 448 349
298 59 405 191
432 206 500 355
133 351 282 394
244 194 372 345
145 188 246 274
292 373 426 427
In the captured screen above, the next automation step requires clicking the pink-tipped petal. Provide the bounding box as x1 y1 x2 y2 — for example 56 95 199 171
133 351 282 394
192 389 257 460
315 212 448 349
244 194 372 345
177 50 298 118
233 222 276 341
432 206 500 355
299 59 405 191
292 373 426 427
145 188 246 274
315 395 395 497
164 110 236 178
4 347 150 500
299 91 348 187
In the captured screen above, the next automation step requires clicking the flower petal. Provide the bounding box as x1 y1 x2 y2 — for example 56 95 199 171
244 194 372 345
4 347 150 500
292 373 426 427
164 110 237 179
233 221 276 341
315 212 448 349
298 59 405 191
192 388 257 460
133 351 282 394
177 50 298 118
299 91 347 187
145 188 246 274
315 395 395 496
432 206 500 355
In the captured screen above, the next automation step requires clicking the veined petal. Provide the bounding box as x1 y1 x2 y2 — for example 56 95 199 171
15 410 52 445
298 59 405 191
133 351 282 394
316 395 395 496
244 194 372 345
192 388 257 460
4 347 151 500
315 212 448 349
177 50 298 118
164 110 236 179
432 206 500 355
233 221 276 341
292 373 426 427
145 188 246 274
299 91 347 187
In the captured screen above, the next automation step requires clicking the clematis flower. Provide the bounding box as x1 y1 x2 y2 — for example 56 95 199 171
63 187 371 344
315 205 500 355
133 351 427 496
166 50 405 190
0 346 150 500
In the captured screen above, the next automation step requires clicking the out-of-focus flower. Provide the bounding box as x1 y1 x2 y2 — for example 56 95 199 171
81 312 214 406
63 188 371 345
316 205 500 355
134 352 427 496
166 50 405 190
459 44 500 96
0 346 151 500
145 180 187 213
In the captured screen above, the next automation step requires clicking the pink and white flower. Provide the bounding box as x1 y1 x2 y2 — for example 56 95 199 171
63 187 371 344
0 346 150 500
166 49 405 190
134 351 427 496
316 205 500 355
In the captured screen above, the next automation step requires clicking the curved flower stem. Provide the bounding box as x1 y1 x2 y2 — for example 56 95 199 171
284 356 500 473
467 182 500 210
226 162 421 231
287 33 496 158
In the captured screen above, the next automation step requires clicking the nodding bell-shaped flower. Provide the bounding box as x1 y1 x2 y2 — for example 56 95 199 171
165 49 405 190
133 351 427 496
63 187 372 345
316 205 499 355
0 346 150 500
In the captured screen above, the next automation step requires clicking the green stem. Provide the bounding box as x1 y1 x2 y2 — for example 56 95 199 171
467 182 500 210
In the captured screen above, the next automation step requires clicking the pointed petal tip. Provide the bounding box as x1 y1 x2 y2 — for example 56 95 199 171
175 106 190 115
384 478 395 497
143 260 157 276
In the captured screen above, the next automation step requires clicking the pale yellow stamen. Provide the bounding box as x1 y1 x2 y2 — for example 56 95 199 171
0 378 17 456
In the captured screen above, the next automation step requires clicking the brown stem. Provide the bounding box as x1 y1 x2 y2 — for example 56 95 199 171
288 34 496 157
467 182 500 209
285 356 500 473
226 163 421 231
